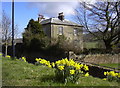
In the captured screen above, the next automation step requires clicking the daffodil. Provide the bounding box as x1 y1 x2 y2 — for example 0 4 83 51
0 53 2 56
84 72 89 77
55 60 61 65
79 70 83 73
35 58 40 62
104 72 107 75
22 57 26 62
83 65 89 71
51 62 55 67
5 55 11 58
103 78 107 81
109 71 116 77
74 63 81 70
48 64 52 68
118 73 120 78
115 73 118 76
70 70 75 74
58 66 64 70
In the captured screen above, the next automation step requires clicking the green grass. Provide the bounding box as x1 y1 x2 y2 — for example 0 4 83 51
99 63 120 69
0 56 2 87
84 42 98 49
2 57 119 86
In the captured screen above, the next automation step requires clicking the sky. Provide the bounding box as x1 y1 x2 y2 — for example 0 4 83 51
2 2 81 38
1 0 97 38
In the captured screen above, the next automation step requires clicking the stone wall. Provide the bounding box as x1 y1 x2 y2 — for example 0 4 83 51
69 51 120 64
69 51 120 78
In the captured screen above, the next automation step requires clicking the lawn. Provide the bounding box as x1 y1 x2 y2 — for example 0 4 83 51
2 57 119 86
99 63 120 69
84 42 98 49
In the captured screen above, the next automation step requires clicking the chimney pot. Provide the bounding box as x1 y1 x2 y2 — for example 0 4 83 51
58 12 64 21
38 14 45 23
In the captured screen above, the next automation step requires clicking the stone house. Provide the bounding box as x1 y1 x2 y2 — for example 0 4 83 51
38 12 84 49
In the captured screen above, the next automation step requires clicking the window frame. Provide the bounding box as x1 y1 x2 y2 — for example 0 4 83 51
58 26 63 35
74 28 78 36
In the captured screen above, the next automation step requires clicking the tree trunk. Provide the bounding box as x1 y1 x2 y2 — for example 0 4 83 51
104 40 112 53
5 41 8 56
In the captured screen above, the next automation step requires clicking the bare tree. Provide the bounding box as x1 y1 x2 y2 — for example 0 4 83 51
76 2 120 51
2 11 19 56
2 11 11 56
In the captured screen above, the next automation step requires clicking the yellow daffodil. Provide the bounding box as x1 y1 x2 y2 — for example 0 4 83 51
103 78 107 81
115 73 118 76
48 64 52 68
118 73 120 78
55 60 61 65
58 66 64 70
22 57 26 62
51 62 55 67
0 53 2 56
109 71 116 77
84 72 89 77
35 58 40 62
84 65 89 71
74 63 81 70
70 70 75 74
64 58 69 63
5 55 11 58
79 70 83 73
104 72 107 75
104 71 119 77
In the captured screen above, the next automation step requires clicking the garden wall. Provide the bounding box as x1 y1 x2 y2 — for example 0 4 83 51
69 51 120 78
69 52 120 64
81 62 120 78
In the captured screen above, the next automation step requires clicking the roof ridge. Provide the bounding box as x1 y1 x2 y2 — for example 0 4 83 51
40 17 82 26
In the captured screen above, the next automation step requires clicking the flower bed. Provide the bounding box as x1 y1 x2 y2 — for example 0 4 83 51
103 71 120 82
35 58 89 83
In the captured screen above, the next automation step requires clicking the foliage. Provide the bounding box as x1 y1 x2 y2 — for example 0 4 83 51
36 58 89 84
57 35 82 54
104 71 120 82
23 19 46 51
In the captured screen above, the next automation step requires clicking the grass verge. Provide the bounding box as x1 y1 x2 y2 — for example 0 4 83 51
2 57 119 86
99 63 120 69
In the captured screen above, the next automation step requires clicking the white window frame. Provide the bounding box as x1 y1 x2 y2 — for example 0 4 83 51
58 27 63 35
74 28 78 36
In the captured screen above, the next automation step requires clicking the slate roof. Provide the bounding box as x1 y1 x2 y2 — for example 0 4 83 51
40 18 83 27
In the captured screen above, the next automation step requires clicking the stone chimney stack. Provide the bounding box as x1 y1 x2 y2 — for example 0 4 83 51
58 12 64 21
38 14 45 23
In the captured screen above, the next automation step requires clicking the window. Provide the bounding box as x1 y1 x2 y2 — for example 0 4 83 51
59 27 63 35
74 29 78 36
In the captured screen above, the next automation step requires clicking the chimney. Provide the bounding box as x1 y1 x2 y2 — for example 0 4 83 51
58 12 64 21
38 14 45 23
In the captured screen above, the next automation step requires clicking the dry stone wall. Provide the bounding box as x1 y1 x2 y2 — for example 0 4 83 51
69 51 120 64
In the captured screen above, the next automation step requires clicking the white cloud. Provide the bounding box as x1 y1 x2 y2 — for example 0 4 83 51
27 2 79 18
78 0 97 4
